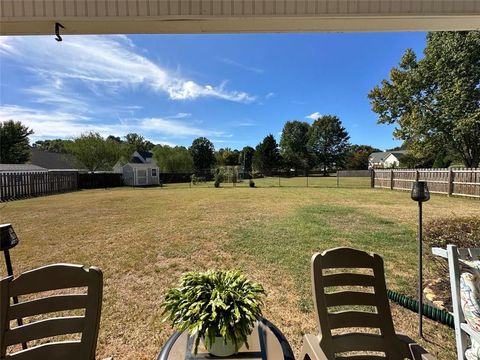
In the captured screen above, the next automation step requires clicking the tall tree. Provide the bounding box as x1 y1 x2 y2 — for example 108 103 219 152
124 133 154 153
253 134 281 175
34 139 71 153
280 120 311 173
106 135 122 143
225 149 240 166
369 31 480 168
345 145 381 170
307 115 350 175
239 146 255 174
66 132 121 171
153 145 193 173
189 137 216 173
215 148 239 166
0 120 34 163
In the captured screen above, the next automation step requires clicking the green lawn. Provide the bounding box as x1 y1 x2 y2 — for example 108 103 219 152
1 180 478 359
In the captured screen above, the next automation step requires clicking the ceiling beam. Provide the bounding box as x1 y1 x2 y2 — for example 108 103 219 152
1 0 479 35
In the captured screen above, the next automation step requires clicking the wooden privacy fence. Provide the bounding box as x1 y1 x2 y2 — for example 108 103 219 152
0 172 124 201
0 171 78 201
373 168 480 198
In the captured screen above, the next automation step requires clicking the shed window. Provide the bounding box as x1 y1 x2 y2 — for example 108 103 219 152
151 168 157 177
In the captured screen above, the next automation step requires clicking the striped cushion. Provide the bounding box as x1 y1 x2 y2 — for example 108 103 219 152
460 260 480 360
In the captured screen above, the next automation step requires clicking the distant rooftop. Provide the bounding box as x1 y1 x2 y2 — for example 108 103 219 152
30 148 83 170
369 150 407 163
136 151 154 161
0 164 47 172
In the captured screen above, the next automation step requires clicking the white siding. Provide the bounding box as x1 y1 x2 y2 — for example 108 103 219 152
383 154 401 168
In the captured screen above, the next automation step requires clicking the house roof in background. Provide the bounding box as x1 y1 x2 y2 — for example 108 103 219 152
388 151 407 160
369 150 407 163
0 164 47 172
30 148 84 170
137 151 153 160
131 157 144 164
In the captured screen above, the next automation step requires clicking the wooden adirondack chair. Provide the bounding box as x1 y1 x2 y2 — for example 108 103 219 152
299 247 435 360
0 264 106 360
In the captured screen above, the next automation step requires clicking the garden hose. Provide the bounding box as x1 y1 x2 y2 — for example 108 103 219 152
387 289 454 328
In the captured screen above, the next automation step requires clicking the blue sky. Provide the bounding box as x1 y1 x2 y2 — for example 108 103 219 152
0 32 427 150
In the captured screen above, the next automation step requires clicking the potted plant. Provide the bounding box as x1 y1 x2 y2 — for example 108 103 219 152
162 270 265 356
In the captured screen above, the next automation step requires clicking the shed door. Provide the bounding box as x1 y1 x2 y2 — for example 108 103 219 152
137 169 147 185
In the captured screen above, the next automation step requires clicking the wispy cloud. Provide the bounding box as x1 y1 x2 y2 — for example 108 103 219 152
1 36 255 104
230 120 256 127
0 105 226 141
218 57 264 74
306 112 322 120
139 117 225 137
265 92 275 100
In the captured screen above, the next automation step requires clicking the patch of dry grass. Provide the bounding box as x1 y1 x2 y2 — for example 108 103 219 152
0 183 477 359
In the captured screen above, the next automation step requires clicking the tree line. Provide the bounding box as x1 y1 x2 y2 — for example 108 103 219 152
0 116 376 174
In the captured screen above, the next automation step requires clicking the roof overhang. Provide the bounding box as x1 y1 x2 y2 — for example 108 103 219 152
1 1 479 36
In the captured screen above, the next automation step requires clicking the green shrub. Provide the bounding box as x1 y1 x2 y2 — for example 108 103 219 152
162 270 265 354
190 174 197 185
214 168 223 188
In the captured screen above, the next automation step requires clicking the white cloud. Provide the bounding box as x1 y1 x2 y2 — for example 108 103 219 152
218 57 264 74
306 112 322 120
0 105 226 141
265 92 275 100
139 117 225 137
1 36 255 104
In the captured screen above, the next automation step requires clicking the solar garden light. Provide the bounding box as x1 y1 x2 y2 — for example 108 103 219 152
1 224 19 277
1 223 27 349
410 182 430 338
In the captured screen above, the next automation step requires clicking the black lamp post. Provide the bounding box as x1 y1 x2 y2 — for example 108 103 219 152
410 182 430 338
1 224 27 349
0 223 19 276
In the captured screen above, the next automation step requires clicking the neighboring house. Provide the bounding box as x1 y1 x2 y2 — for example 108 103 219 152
113 151 160 186
368 151 407 169
0 164 47 173
30 147 84 171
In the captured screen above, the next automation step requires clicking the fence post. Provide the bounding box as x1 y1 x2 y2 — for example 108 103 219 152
390 169 394 190
336 171 339 188
415 169 419 181
448 168 453 196
370 169 375 188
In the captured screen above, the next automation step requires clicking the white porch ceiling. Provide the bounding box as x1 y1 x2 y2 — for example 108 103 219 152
1 0 480 35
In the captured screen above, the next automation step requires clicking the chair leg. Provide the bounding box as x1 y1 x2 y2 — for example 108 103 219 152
299 344 310 360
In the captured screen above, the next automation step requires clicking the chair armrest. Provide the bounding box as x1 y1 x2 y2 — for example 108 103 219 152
299 334 329 360
397 333 436 360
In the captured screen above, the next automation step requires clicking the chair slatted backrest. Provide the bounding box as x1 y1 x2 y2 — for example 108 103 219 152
0 264 103 360
312 248 409 359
